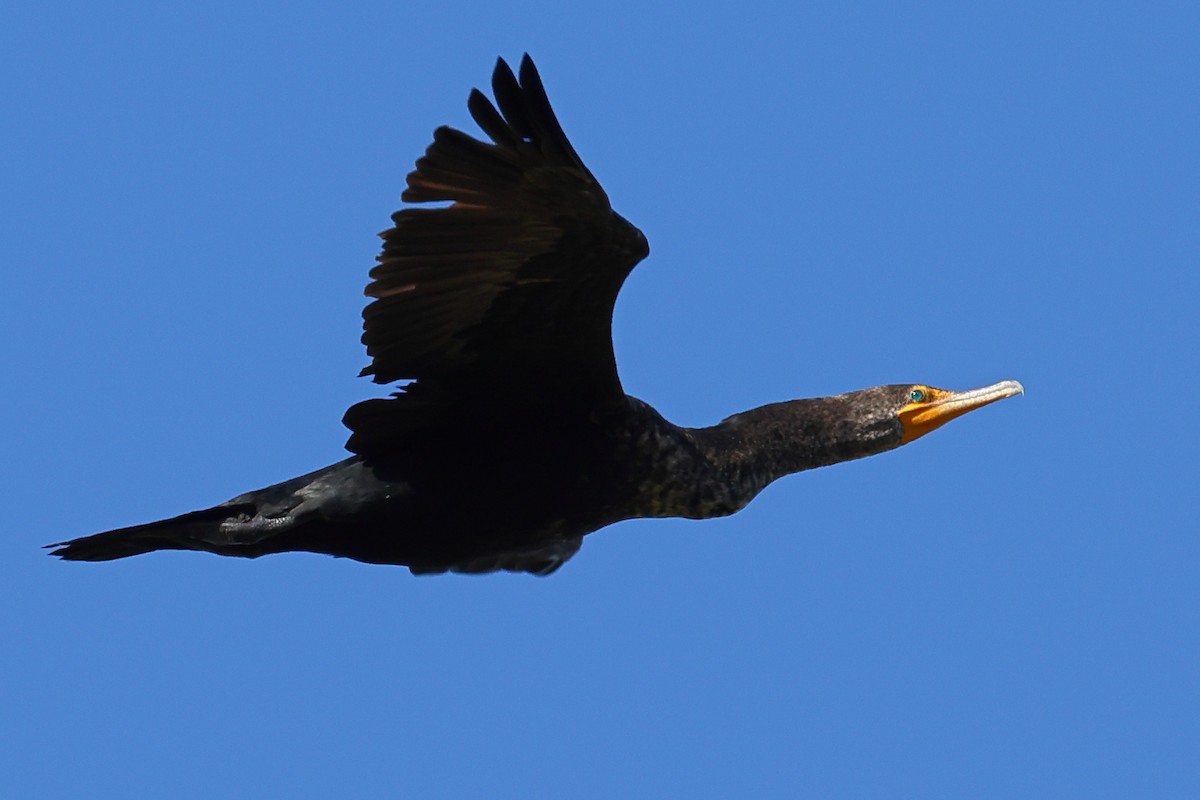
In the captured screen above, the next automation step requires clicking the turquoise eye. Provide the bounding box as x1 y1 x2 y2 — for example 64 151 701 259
910 389 926 402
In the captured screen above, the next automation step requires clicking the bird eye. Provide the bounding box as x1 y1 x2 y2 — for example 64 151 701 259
910 389 926 402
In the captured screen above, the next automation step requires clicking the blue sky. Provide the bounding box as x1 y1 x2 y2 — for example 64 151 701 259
3 2 1197 797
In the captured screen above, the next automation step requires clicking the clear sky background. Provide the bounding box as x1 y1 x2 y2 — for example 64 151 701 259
3 2 1197 797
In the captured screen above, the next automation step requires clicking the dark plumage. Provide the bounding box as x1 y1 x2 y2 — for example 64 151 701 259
48 55 1022 576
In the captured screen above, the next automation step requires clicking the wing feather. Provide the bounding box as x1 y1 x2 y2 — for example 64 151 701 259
345 55 648 455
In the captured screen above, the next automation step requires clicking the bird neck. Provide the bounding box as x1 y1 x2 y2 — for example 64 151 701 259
680 397 902 515
617 393 901 522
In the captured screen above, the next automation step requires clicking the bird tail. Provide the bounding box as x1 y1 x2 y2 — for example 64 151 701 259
46 504 256 562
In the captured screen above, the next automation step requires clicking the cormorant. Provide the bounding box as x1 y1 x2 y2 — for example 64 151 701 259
48 55 1023 576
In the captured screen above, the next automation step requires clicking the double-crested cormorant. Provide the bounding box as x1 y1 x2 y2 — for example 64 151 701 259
48 55 1023 576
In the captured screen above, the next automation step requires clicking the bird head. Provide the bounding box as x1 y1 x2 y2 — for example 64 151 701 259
894 380 1025 444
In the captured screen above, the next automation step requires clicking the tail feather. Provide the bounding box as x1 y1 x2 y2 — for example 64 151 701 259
47 504 256 561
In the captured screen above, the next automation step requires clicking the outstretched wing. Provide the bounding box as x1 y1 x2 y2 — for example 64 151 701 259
344 55 649 455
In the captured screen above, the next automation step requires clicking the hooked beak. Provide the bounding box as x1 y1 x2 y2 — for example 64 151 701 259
899 380 1024 444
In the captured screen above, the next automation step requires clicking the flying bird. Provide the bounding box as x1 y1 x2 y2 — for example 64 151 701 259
49 55 1023 575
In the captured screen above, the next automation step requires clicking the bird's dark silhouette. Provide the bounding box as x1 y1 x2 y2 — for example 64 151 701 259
48 55 1022 575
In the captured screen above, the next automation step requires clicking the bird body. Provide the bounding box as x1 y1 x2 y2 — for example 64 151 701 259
49 56 1022 575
